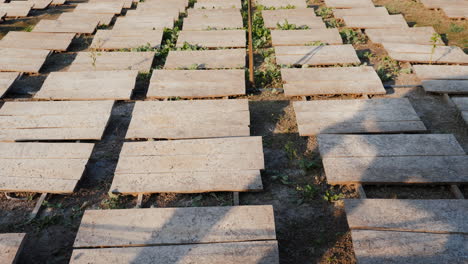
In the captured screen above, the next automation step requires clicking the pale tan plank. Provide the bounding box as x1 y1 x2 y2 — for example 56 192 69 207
325 0 374 8
0 114 110 129
255 0 307 8
194 0 241 9
343 14 408 29
183 13 243 30
147 69 245 98
0 158 89 179
422 80 468 94
74 205 276 248
0 32 75 51
262 9 325 29
51 0 66 5
136 0 186 13
87 0 130 9
0 10 5 19
177 30 246 48
452 97 468 111
73 2 123 14
0 142 94 158
126 7 179 21
0 48 50 73
0 128 107 142
366 27 443 45
59 12 114 26
0 100 114 115
442 5 468 18
0 233 25 264
68 52 154 73
128 98 249 113
413 65 468 80
333 7 389 18
0 176 77 193
33 19 98 34
112 15 174 30
420 0 465 9
0 2 32 17
271 29 342 46
383 43 468 64
0 72 20 97
164 49 245 69
91 30 163 50
275 45 360 65
187 7 239 15
71 241 279 264
27 0 52 9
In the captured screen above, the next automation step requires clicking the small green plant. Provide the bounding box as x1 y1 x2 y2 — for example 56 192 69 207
449 23 464 33
296 184 318 204
97 24 109 29
298 159 319 171
316 7 333 19
100 194 123 209
42 201 63 209
276 20 310 30
272 174 292 185
340 29 367 44
284 141 298 160
323 189 344 202
131 43 158 52
252 11 271 48
358 51 375 60
305 41 326 46
376 56 401 82
191 195 203 207
325 18 343 28
429 33 442 64
23 25 34 32
177 41 207 51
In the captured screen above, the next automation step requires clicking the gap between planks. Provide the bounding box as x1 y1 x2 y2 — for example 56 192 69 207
30 193 47 219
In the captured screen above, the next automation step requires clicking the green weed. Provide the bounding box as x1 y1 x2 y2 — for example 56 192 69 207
276 20 310 30
100 194 123 209
449 23 464 33
429 33 442 64
323 189 344 202
252 11 271 48
316 7 333 19
272 174 293 185
340 29 367 44
284 141 298 160
376 56 401 82
23 25 34 32
325 18 343 28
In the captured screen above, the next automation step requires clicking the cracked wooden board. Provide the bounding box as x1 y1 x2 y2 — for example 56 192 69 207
73 2 123 14
176 30 246 48
0 72 20 98
0 2 32 17
383 43 468 64
0 48 50 73
194 0 241 9
271 29 342 46
112 15 174 31
0 233 26 264
33 19 98 34
275 45 360 65
58 12 114 26
293 98 426 135
164 49 245 69
262 9 325 29
90 30 163 50
333 7 389 18
35 70 138 100
0 101 114 141
325 0 374 8
255 0 307 8
343 14 408 29
70 241 279 264
452 97 468 124
147 69 245 98
67 52 154 73
317 134 468 184
366 27 443 45
0 32 75 51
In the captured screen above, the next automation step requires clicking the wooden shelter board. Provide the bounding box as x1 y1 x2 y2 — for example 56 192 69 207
333 7 389 18
87 0 131 9
136 1 186 13
183 14 243 30
112 15 173 31
73 2 123 14
194 0 241 9
262 9 325 29
35 70 138 100
91 30 163 50
413 65 468 80
0 233 26 264
317 134 468 184
271 29 342 46
366 27 443 45
187 7 239 15
0 2 32 17
275 45 360 65
176 30 246 48
59 12 114 26
126 8 179 21
0 48 50 73
0 32 75 51
0 72 20 98
26 0 52 9
383 43 468 64
442 6 468 18
147 69 245 98
421 80 468 94
345 199 468 234
0 142 94 193
293 98 426 135
351 230 468 264
325 0 374 8
343 14 408 29
0 101 114 141
51 0 66 5
164 49 245 69
420 0 466 9
255 0 307 8
452 97 468 125
67 52 154 73
33 19 98 34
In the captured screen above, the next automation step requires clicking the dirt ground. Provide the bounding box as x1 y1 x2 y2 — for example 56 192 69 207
0 0 467 263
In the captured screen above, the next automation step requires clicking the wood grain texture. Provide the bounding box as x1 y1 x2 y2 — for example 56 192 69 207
262 9 325 29
255 0 307 8
67 52 154 73
0 72 20 98
333 7 388 18
275 45 360 65
420 0 465 9
112 15 173 31
0 32 75 51
413 65 468 80
126 7 180 21
343 14 408 29
183 12 243 30
271 29 342 45
442 6 468 18
194 0 241 9
136 0 186 13
452 97 468 125
73 2 123 14
0 2 32 17
164 49 245 69
87 0 131 9
0 233 25 264
421 80 468 94
325 0 374 8
91 30 163 50
0 48 50 73
147 69 245 98
366 27 443 45
177 30 246 48
58 12 114 26
33 19 98 34
0 10 5 19
73 205 276 247
383 43 468 64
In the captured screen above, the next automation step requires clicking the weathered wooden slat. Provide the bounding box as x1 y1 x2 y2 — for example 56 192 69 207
73 2 123 14
67 52 154 73
147 69 245 98
33 19 98 34
293 98 426 135
255 0 307 8
351 230 468 264
442 6 468 18
164 49 245 69
26 0 52 9
0 100 114 115
59 12 114 26
0 72 20 97
194 0 241 9
271 29 342 46
275 45 360 65
187 7 239 15
421 80 468 94
262 9 325 29
420 0 465 9
0 10 5 19
112 15 173 30
366 27 443 45
452 97 468 124
0 48 50 73
0 142 94 158
74 205 276 248
345 199 468 234
125 99 250 139
413 65 468 80
183 13 243 30
87 0 131 9
282 66 384 96
0 32 75 51
0 158 89 179
51 0 66 5
383 43 468 64
126 8 179 21
0 233 26 264
91 30 163 50
35 70 138 100
333 7 389 18
0 176 77 193
343 14 408 29
325 0 374 8
136 0 186 13
177 30 246 48
0 2 32 17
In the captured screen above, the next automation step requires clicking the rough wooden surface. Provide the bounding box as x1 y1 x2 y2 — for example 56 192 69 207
73 2 123 14
351 230 468 264
0 32 75 51
413 65 468 80
271 29 342 45
452 97 468 111
262 9 325 29
58 12 114 26
0 2 32 17
442 6 468 18
137 0 186 13
282 66 385 96
126 7 180 21
87 0 131 9
70 241 279 264
147 69 245 98
333 7 389 18
184 10 242 30
67 52 154 73
0 233 26 264
187 7 239 15
33 19 98 34
293 98 426 135
164 49 245 69
0 101 113 141
126 99 250 139
112 15 173 31
383 43 468 64
91 30 163 50
0 10 5 19
421 80 468 94
194 0 241 9
343 14 408 29
366 27 443 45
325 0 374 8
275 45 360 65
35 70 138 100
73 205 276 247
255 0 307 8
176 30 246 48
0 48 50 73
0 72 20 98
420 0 465 9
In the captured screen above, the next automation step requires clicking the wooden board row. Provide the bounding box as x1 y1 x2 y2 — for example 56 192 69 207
0 72 20 98
325 0 374 8
0 48 50 73
0 2 32 17
262 9 325 29
275 45 360 65
183 9 243 30
271 29 342 46
177 30 246 48
413 65 468 94
365 27 443 45
255 0 307 8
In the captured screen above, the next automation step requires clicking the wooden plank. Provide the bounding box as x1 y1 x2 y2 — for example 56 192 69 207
33 19 98 34
293 98 426 135
0 32 75 51
333 7 389 18
91 30 163 50
271 29 342 46
183 13 243 30
420 0 466 9
164 49 245 69
67 52 154 73
255 0 307 8
147 69 245 98
51 0 66 5
136 0 186 13
0 177 77 193
262 9 325 29
0 10 5 19
413 65 468 80
282 66 385 96
383 43 468 64
421 80 468 94
73 2 123 14
0 142 94 158
343 14 408 29
112 15 173 31
177 30 246 48
125 99 250 139
35 70 138 100
325 0 374 8
187 7 239 15
0 158 90 179
0 72 20 98
74 205 276 248
452 97 468 111
0 2 32 17
194 0 241 9
70 241 279 264
366 27 443 45
59 12 114 26
442 5 468 18
126 8 179 21
87 0 131 9
0 48 50 73
25 0 52 9
0 233 26 264
351 230 468 264
275 45 360 65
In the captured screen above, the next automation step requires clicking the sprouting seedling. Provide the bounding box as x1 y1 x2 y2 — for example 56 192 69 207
429 33 442 64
